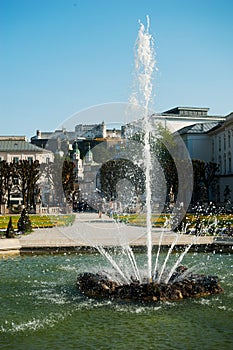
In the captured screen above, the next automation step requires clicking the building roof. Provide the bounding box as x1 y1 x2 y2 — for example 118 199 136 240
163 106 210 115
0 137 51 153
178 122 222 135
31 129 76 141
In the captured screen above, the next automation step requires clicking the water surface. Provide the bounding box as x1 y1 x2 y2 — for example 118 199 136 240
0 252 232 350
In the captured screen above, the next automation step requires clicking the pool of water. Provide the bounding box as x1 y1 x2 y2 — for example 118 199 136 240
0 252 232 350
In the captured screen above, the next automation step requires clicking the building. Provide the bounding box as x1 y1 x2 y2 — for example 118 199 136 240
76 144 101 211
178 111 233 203
75 122 106 138
124 106 225 136
31 129 72 155
28 106 232 209
158 106 225 132
178 122 221 163
208 112 233 202
0 136 54 213
0 136 53 164
31 122 125 153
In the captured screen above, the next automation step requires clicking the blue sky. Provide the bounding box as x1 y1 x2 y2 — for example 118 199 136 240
0 0 233 138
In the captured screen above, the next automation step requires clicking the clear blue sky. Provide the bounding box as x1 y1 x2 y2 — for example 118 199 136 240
1 0 233 138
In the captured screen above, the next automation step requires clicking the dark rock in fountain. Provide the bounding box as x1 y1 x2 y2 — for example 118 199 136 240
77 267 223 302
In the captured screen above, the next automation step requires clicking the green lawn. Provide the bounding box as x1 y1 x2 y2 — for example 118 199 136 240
0 214 75 235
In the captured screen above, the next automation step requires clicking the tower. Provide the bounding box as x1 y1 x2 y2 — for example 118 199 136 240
72 142 83 181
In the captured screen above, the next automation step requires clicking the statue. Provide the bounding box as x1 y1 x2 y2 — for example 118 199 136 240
35 187 42 204
169 186 175 204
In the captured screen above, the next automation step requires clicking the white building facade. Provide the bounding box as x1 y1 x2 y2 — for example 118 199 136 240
209 113 233 202
0 136 54 213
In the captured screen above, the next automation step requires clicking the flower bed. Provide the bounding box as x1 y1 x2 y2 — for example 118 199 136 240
113 213 233 235
0 214 75 235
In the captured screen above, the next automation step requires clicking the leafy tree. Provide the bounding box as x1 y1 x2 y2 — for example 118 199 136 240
100 158 145 200
17 160 40 210
0 160 8 204
40 155 75 206
91 142 117 164
129 123 179 202
0 161 17 207
151 126 178 199
192 160 219 203
62 159 75 203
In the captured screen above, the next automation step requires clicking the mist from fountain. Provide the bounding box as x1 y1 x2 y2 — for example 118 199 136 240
131 15 156 281
79 16 195 287
46 16 220 294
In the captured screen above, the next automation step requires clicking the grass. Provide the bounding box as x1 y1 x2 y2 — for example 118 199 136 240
0 214 76 235
113 213 170 227
113 212 233 235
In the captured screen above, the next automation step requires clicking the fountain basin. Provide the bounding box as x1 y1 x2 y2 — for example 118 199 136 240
77 268 223 302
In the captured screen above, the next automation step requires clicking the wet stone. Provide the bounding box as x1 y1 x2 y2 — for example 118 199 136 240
77 268 223 302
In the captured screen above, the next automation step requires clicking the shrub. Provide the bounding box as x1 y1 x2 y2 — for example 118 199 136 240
17 208 32 233
5 217 15 238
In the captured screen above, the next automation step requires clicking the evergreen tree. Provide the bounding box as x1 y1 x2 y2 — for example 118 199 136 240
5 217 15 238
17 208 32 233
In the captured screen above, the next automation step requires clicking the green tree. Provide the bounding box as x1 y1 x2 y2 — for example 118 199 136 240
62 159 75 203
17 208 32 233
0 161 17 208
5 217 15 238
192 160 219 203
130 123 179 202
0 160 8 204
40 155 75 206
100 158 145 200
91 142 117 164
17 160 40 209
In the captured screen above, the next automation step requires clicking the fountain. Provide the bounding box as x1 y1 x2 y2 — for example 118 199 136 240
0 19 231 350
76 17 223 302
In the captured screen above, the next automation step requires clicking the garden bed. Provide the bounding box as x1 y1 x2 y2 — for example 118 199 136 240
0 214 75 235
113 213 233 235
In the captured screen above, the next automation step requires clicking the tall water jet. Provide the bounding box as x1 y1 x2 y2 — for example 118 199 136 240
133 15 156 281
76 17 223 303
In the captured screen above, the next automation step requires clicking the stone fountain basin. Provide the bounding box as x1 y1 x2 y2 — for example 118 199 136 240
77 270 223 302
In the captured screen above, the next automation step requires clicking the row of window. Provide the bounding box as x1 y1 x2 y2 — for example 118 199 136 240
219 153 232 175
0 156 52 164
0 156 34 163
13 157 34 163
179 110 206 116
217 130 233 152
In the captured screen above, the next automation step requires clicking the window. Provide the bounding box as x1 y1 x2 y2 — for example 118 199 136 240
224 154 226 174
229 152 232 174
13 176 19 185
13 157 19 163
212 140 214 154
224 134 226 150
219 136 221 152
219 156 222 174
211 140 215 162
228 131 231 148
28 157 33 164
